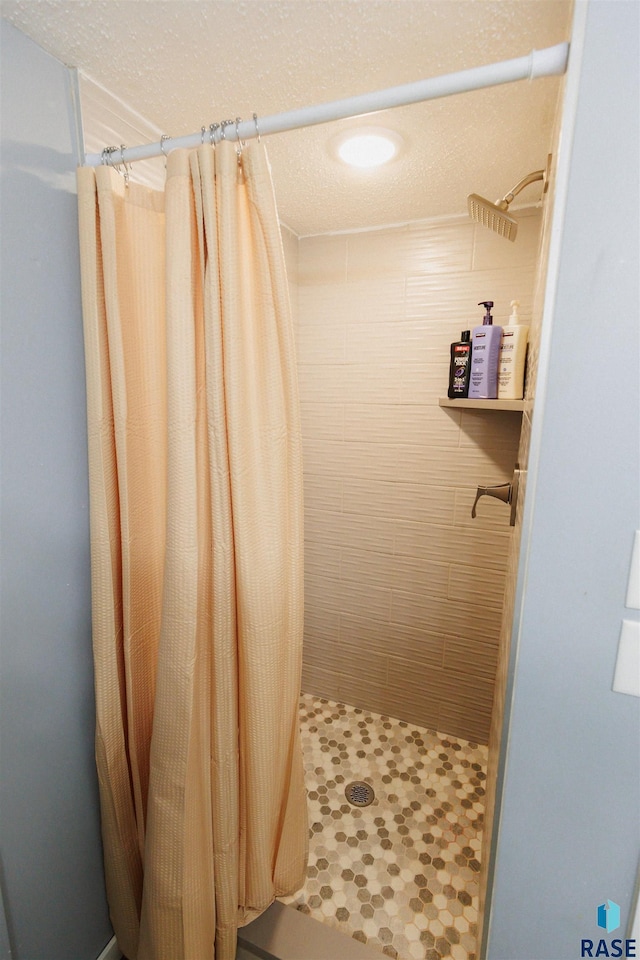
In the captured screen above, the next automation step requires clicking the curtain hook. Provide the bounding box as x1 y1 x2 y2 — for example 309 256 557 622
235 117 244 161
109 145 127 185
253 113 261 142
101 145 117 166
120 145 130 187
220 120 234 141
160 134 171 168
209 122 219 146
201 125 206 145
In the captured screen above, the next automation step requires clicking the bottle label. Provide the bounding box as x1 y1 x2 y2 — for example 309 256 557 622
449 343 471 397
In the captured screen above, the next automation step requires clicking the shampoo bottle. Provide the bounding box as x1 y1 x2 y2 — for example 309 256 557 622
497 299 529 400
447 330 472 398
469 301 502 399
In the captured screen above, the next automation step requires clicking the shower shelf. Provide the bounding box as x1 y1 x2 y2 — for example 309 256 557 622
439 397 525 412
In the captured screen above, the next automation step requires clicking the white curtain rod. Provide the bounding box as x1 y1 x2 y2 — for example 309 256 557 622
85 42 569 168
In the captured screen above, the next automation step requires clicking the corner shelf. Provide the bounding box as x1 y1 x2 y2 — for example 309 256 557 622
438 397 525 412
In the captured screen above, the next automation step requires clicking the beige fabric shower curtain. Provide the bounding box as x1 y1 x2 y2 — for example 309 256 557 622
77 141 308 960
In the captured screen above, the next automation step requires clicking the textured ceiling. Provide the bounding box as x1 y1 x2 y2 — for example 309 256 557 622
1 0 573 235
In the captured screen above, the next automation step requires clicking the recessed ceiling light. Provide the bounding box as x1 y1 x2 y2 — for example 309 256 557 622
331 128 404 169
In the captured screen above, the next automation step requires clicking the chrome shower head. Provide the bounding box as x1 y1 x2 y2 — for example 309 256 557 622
467 159 550 242
467 194 519 242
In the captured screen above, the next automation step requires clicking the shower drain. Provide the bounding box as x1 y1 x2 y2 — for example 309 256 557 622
344 781 375 808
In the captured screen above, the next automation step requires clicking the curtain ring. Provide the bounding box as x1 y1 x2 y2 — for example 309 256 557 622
160 134 170 167
253 113 261 142
101 145 116 165
201 125 206 145
220 120 234 141
209 123 219 146
120 144 130 187
112 147 123 179
235 117 244 161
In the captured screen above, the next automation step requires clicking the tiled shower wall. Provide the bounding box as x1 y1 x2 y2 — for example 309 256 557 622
282 210 542 744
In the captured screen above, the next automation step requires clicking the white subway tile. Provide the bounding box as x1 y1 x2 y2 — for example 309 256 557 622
304 507 396 552
341 477 396 518
339 613 445 667
304 539 341 581
299 234 347 285
343 403 460 446
295 211 539 738
406 219 475 274
300 402 344 440
390 589 502 642
394 519 511 568
297 363 346 404
472 207 542 272
448 563 508 609
302 474 343 512
305 573 392 622
296 322 346 364
405 266 536 323
303 635 389 685
443 636 500 679
346 225 410 281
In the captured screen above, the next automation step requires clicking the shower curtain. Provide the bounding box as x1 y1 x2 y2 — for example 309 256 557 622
77 141 308 960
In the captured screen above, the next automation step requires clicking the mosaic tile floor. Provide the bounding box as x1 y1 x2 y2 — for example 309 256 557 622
280 695 488 960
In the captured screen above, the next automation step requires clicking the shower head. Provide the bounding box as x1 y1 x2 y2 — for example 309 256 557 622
467 159 551 242
467 194 519 242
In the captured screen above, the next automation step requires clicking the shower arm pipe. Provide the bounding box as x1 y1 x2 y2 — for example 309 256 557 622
498 168 546 208
85 41 569 168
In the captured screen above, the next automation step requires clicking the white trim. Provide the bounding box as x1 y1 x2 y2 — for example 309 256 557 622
299 203 542 240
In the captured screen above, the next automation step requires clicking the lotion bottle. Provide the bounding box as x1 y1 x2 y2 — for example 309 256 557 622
469 301 502 399
498 299 529 400
447 330 472 398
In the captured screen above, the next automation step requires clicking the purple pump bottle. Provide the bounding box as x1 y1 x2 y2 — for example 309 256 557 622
469 301 502 399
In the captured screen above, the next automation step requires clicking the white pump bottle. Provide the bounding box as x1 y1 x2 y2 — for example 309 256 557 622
497 299 529 400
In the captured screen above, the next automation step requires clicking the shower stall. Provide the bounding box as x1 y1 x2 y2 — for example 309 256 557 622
79 43 562 960
254 201 546 960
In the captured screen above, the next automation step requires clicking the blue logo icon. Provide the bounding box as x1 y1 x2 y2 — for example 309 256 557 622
597 901 621 934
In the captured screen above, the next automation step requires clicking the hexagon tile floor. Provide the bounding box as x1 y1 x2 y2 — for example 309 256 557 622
279 694 488 960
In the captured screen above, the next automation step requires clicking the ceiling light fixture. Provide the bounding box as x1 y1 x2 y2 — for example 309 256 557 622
332 128 404 169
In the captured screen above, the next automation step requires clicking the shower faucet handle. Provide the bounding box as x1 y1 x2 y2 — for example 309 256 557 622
471 483 511 517
471 467 521 526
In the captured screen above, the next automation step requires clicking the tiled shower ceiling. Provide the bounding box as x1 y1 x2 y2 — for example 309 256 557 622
1 1 572 235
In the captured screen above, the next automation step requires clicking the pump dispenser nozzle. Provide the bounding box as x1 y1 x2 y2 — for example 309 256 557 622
478 301 494 325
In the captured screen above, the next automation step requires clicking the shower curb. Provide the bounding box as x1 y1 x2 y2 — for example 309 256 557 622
239 901 384 960
95 936 122 960
97 904 383 960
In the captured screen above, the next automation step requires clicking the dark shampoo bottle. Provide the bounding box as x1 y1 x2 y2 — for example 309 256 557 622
447 330 472 398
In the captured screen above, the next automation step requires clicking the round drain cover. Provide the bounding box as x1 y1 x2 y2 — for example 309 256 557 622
344 781 375 807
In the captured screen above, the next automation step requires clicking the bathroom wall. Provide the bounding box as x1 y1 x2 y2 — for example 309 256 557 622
0 21 112 960
295 211 542 743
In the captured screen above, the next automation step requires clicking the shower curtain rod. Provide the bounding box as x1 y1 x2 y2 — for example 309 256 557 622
85 41 569 168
